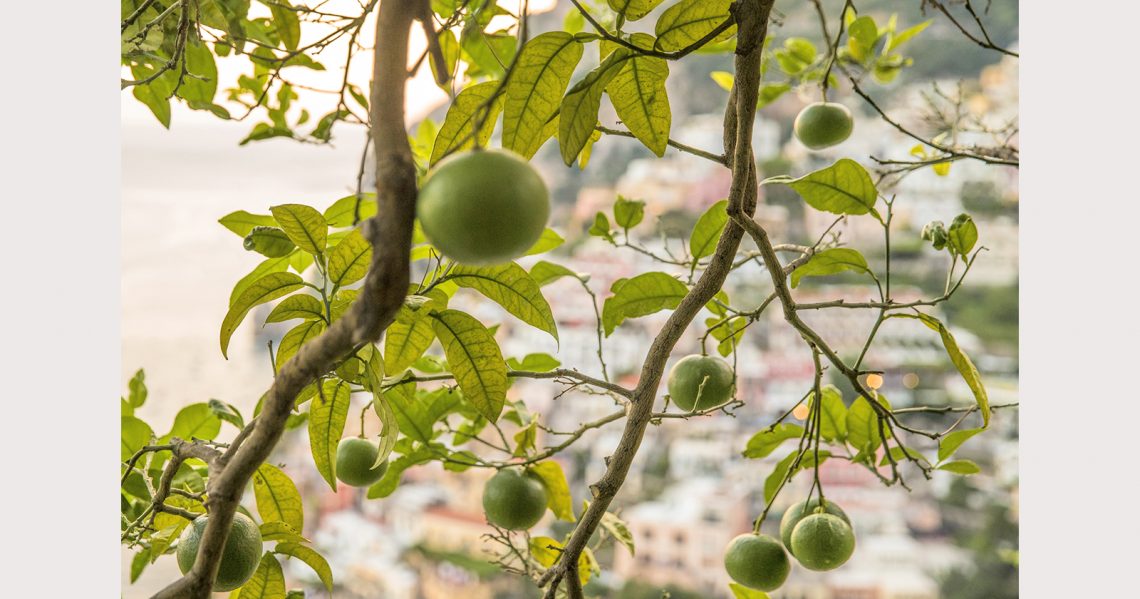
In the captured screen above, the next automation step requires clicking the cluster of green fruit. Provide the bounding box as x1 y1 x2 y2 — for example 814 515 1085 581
724 498 856 592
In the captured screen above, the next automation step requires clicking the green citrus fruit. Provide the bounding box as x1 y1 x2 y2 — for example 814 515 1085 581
793 102 854 150
417 149 550 265
789 513 856 571
482 468 548 530
176 512 263 592
336 437 390 487
779 497 851 554
723 533 791 592
666 354 735 411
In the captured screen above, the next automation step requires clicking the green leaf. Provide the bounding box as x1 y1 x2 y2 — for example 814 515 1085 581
270 204 328 256
323 193 377 228
430 81 504 165
559 48 632 165
947 213 978 256
275 543 333 592
894 313 990 427
757 82 792 109
327 229 372 288
502 32 585 159
530 461 574 521
847 15 880 62
690 199 729 260
938 459 981 475
168 403 221 441
524 228 566 256
606 33 671 157
886 19 932 53
209 399 245 429
264 0 301 51
846 395 886 453
121 415 154 462
790 248 872 288
613 196 645 229
430 310 508 422
938 427 983 463
276 320 327 372
771 159 880 218
253 463 304 534
308 380 351 490
130 547 152 583
130 66 174 128
259 521 310 544
219 210 277 237
244 227 297 258
812 385 848 443
764 451 799 503
446 263 559 341
127 369 148 409
507 353 561 372
367 447 434 499
742 423 803 459
588 212 614 242
729 583 771 599
220 272 305 358
602 272 688 335
239 553 286 599
654 0 735 52
229 256 293 307
601 510 635 556
530 260 579 287
385 311 436 374
608 0 665 21
265 294 325 324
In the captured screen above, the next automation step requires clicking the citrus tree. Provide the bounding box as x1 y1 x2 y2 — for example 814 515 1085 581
120 1 1019 597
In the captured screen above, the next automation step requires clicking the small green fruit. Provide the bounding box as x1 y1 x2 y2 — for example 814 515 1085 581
176 513 263 592
417 149 550 265
779 498 851 554
482 468 548 530
666 354 735 411
336 437 390 487
793 102 854 150
723 533 791 592
789 513 856 571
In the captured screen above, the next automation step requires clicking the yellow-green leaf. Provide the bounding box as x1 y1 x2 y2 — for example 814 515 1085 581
270 204 328 255
430 81 504 165
938 459 981 475
219 211 277 237
790 248 872 288
529 461 574 521
654 0 735 52
894 313 990 427
121 416 154 461
608 0 665 21
276 320 326 372
938 427 983 462
275 542 333 592
503 32 585 159
253 463 304 534
742 423 803 459
168 403 222 441
524 227 566 256
237 553 286 599
309 380 351 489
323 193 377 228
220 272 305 358
447 263 559 341
689 199 729 260
327 228 372 287
559 48 632 165
605 33 671 156
769 158 880 218
602 272 688 335
265 294 325 324
430 310 508 422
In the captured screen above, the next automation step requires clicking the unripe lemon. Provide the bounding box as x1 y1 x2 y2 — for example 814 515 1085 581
336 437 390 487
723 533 791 592
789 513 856 571
417 149 550 265
779 497 851 554
793 102 854 150
176 513 263 592
666 354 735 411
482 468 548 530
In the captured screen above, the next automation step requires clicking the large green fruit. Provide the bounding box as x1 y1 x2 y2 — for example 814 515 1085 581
482 468 548 530
666 354 735 411
176 513 263 592
779 497 851 554
336 437 390 487
417 149 550 265
723 533 791 592
793 102 854 150
789 513 856 571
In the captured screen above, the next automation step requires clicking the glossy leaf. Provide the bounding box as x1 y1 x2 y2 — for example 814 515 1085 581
220 272 305 358
447 263 558 340
168 403 221 441
430 310 509 422
602 272 688 335
503 32 585 159
270 204 328 256
253 463 304 534
309 380 351 490
430 81 504 165
769 159 880 218
790 248 872 288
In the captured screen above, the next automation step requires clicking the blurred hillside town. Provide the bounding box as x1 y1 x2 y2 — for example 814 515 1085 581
122 2 1018 598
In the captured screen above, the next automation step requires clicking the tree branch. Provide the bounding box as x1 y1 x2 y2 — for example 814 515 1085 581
150 1 419 596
